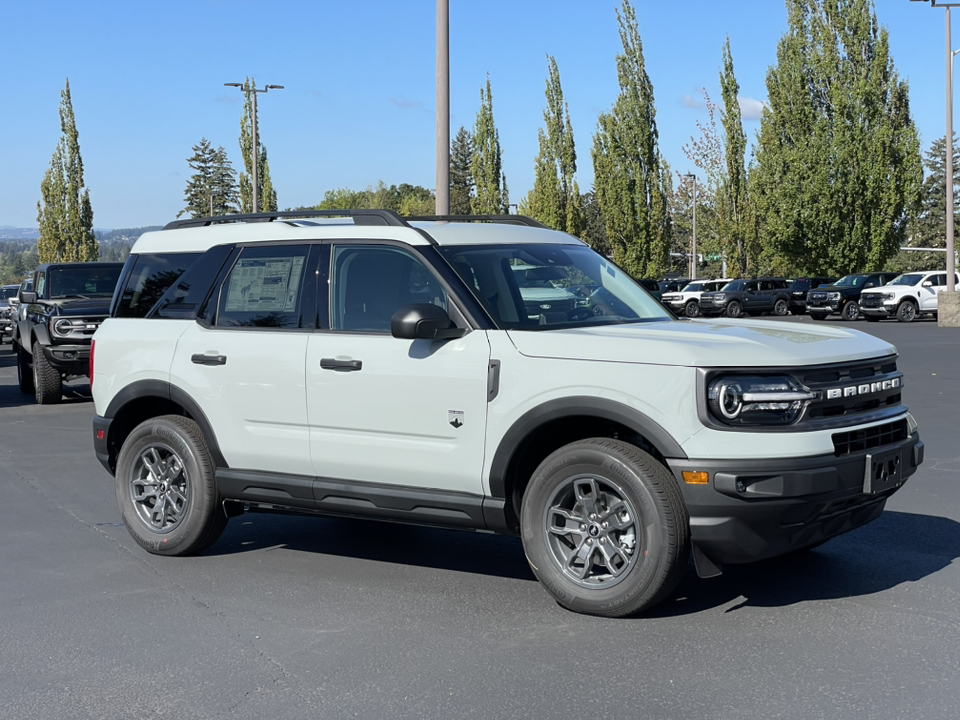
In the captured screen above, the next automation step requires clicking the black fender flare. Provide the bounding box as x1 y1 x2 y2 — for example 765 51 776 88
487 396 687 499
18 320 50 353
104 379 228 469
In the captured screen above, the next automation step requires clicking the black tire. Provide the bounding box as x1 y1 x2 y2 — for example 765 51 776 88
33 342 62 405
520 438 690 618
17 343 34 394
896 301 917 323
773 298 789 316
840 301 860 321
684 300 700 318
726 300 743 318
116 415 228 557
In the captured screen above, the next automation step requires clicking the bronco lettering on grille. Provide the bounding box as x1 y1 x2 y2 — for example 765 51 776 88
825 377 901 400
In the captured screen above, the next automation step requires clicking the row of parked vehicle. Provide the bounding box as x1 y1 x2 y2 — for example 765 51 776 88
654 271 958 323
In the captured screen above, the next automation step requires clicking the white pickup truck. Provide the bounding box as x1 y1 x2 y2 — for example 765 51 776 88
860 271 960 322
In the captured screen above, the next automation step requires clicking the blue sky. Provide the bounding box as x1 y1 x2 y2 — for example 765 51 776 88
0 0 952 229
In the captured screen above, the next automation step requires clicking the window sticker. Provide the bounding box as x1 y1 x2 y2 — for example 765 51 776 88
224 256 304 312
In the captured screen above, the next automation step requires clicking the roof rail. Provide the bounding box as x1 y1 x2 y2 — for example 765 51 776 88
162 209 410 231
404 214 549 229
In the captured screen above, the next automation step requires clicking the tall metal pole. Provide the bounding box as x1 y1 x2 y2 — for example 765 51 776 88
691 176 698 280
436 0 450 215
949 8 957 291
252 83 260 214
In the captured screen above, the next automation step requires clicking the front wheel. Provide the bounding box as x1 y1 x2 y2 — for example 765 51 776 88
773 298 789 316
684 301 700 318
841 301 860 321
116 415 228 556
896 301 917 323
520 438 690 617
33 342 63 405
726 301 743 318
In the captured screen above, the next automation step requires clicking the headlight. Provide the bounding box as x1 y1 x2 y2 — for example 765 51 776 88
53 318 74 336
707 375 816 426
827 292 841 301
882 293 896 301
711 293 726 300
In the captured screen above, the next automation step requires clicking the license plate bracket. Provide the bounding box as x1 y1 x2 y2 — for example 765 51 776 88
863 446 903 495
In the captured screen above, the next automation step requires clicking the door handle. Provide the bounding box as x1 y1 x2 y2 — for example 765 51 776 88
191 353 227 366
320 358 362 371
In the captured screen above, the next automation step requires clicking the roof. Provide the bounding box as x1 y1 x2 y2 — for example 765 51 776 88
131 212 585 255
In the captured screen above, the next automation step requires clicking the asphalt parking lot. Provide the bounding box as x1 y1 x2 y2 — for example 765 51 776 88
1 315 958 720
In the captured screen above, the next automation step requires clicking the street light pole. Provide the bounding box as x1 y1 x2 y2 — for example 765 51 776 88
225 80 284 214
436 0 450 215
684 173 698 280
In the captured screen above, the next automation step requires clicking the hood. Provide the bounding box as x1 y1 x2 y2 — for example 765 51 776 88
48 298 113 316
506 318 895 368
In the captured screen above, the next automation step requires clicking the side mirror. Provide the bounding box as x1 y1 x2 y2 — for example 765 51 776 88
19 291 37 303
391 304 465 340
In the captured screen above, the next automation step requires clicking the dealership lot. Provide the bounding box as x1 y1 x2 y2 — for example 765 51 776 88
1 315 959 720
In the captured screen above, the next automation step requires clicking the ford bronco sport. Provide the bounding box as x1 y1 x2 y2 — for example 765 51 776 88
91 211 923 617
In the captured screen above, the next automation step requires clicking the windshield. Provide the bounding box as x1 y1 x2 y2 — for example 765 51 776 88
438 244 672 330
889 274 923 287
834 275 866 287
1 286 17 300
47 266 123 299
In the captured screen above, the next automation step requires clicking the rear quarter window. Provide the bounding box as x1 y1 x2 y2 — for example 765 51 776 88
114 253 201 318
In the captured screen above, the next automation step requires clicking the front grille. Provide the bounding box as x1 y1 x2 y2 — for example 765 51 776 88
860 295 883 308
808 292 828 302
802 357 903 423
832 419 908 456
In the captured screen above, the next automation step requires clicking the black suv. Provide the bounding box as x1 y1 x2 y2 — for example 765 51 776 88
806 272 899 321
698 278 791 318
786 277 834 315
15 262 123 404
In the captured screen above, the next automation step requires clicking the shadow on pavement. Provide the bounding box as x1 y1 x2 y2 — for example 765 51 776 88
652 509 960 617
205 508 959 602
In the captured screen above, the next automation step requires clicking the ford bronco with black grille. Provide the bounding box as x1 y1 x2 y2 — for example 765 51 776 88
90 211 923 617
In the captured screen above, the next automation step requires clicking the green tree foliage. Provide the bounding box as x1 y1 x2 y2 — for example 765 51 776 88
752 0 922 276
37 79 98 263
578 191 610 257
450 127 475 214
0 241 40 284
471 76 509 214
304 182 435 216
890 135 957 272
591 1 671 279
527 56 583 235
238 78 279 213
180 138 238 218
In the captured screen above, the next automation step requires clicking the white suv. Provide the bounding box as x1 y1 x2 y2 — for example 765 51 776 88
860 271 960 322
91 211 923 617
661 279 732 318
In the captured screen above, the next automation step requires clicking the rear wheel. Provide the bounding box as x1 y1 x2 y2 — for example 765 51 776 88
521 438 690 617
896 301 917 323
116 415 228 556
773 298 789 316
33 342 63 405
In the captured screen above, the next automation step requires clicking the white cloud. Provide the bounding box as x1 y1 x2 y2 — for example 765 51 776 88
738 95 767 121
681 92 705 110
389 95 424 110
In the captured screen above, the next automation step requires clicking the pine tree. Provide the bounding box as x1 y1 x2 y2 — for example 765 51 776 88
450 126 474 214
238 78 279 213
37 79 97 263
180 139 238 218
471 76 507 214
752 0 922 275
591 0 671 278
528 56 582 234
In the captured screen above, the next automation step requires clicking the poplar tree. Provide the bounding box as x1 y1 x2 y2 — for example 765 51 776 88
37 79 98 263
450 127 474 214
180 138 239 218
238 78 279 213
752 0 921 275
528 56 582 234
719 38 754 276
591 0 671 278
471 76 508 214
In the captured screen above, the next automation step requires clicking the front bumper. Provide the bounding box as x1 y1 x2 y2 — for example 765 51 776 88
861 304 896 317
42 342 92 377
667 430 923 567
807 302 839 314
